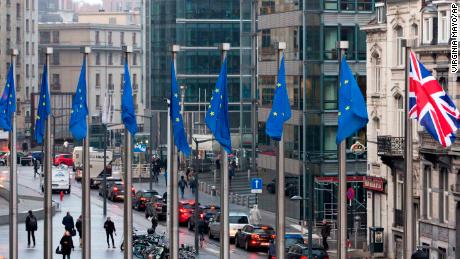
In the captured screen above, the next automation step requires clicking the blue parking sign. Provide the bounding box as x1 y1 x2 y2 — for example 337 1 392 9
251 178 263 193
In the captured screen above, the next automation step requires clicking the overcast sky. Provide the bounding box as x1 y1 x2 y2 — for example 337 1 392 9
74 0 102 4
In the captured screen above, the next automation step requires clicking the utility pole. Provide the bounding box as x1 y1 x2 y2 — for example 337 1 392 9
122 45 134 259
81 46 91 259
337 41 348 259
9 48 18 259
219 42 230 259
168 44 180 259
275 42 286 259
402 39 414 259
43 47 53 259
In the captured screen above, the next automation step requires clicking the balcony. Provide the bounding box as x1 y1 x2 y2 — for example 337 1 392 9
394 209 404 227
377 136 404 157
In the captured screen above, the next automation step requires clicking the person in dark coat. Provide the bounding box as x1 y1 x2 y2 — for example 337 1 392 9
151 214 158 233
103 217 116 248
178 176 187 199
321 219 331 250
62 212 75 232
25 210 37 247
60 231 74 259
75 215 82 248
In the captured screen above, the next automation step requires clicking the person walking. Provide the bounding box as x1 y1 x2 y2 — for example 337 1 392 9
321 219 331 250
75 215 82 248
59 231 74 259
32 158 39 178
249 204 262 225
164 170 168 186
25 210 38 248
178 175 187 199
189 175 196 194
150 213 158 234
104 217 116 248
62 212 75 232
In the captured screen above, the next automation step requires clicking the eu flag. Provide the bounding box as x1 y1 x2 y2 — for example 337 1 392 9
336 56 368 144
265 56 291 141
69 58 88 140
0 64 16 132
205 58 231 153
170 61 191 156
34 64 51 144
122 62 137 135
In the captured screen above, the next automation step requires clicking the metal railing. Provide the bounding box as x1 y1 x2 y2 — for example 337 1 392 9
377 135 404 156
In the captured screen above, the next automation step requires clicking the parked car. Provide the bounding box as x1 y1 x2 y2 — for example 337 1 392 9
235 224 275 251
187 205 220 232
54 153 73 167
179 200 196 225
208 212 250 241
144 194 167 220
132 190 159 211
268 233 305 258
286 244 329 259
106 181 135 202
97 177 123 196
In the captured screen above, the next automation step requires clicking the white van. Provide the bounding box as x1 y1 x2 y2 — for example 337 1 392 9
73 147 113 185
40 165 71 194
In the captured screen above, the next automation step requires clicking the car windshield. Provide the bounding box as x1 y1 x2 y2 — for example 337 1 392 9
253 227 275 234
286 237 304 247
142 192 158 197
229 216 248 224
183 204 194 210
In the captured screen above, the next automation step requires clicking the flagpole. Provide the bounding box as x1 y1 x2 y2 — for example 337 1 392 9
9 48 18 259
219 42 230 259
122 45 134 259
44 47 53 259
402 39 414 258
251 0 258 173
337 41 348 259
273 42 286 259
169 44 180 259
81 46 92 259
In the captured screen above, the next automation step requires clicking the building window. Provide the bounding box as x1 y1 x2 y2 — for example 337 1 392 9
108 32 113 45
411 24 419 46
16 27 20 44
423 166 432 219
324 76 337 110
32 64 35 78
6 15 11 31
26 64 29 78
324 27 338 60
324 0 337 10
439 11 449 43
376 2 386 23
438 247 447 259
26 42 29 55
32 42 35 55
96 73 101 87
108 53 113 65
396 172 403 211
133 53 137 65
132 32 137 46
423 18 433 44
260 0 275 14
262 29 271 48
26 19 29 33
96 53 101 65
16 3 20 17
324 126 338 152
52 51 60 65
120 32 125 45
372 54 381 93
52 74 60 89
133 74 137 89
26 0 29 10
108 74 113 89
440 168 449 223
52 31 59 43
395 94 404 137
358 29 366 60
26 87 29 99
341 0 355 11
395 26 404 66
32 20 35 33
95 31 100 44
96 95 100 108
40 32 50 44
261 88 274 105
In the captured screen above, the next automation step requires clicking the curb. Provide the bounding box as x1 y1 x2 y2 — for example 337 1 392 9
0 185 57 225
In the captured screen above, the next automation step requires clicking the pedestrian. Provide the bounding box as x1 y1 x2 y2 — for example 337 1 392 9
33 158 39 178
151 213 158 233
321 219 331 250
178 175 187 199
189 176 196 194
197 217 206 248
249 204 262 225
59 230 74 259
75 215 82 248
164 170 168 186
25 210 37 248
62 212 75 233
185 168 191 182
103 217 116 248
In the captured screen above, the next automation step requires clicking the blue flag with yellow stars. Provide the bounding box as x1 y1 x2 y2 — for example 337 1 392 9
69 58 88 140
205 58 231 153
336 56 368 144
0 64 16 132
122 62 137 135
34 64 51 144
265 56 291 141
170 61 191 156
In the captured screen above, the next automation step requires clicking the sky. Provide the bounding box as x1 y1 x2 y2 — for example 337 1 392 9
73 0 102 4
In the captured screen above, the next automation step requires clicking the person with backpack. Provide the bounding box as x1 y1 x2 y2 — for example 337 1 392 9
62 212 75 232
103 217 116 248
25 210 38 248
178 175 187 199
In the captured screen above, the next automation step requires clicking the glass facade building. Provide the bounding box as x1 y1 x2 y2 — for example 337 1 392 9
148 0 253 150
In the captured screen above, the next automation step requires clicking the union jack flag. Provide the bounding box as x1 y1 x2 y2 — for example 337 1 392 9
409 50 460 147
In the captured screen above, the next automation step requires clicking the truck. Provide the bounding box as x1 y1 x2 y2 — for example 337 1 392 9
73 147 116 188
40 165 71 194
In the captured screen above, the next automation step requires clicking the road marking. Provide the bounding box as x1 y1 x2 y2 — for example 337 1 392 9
204 247 220 254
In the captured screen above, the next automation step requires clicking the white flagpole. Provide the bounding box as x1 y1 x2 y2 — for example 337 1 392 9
9 48 18 259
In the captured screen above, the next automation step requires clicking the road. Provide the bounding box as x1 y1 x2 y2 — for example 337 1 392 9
0 166 276 258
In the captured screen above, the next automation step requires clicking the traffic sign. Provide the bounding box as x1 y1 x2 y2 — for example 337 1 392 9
251 178 263 194
347 187 355 200
133 143 147 153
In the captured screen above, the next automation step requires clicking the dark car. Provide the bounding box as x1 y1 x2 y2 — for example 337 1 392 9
187 205 220 232
268 233 305 258
106 181 135 202
132 190 159 211
144 194 167 220
97 177 123 196
235 224 275 251
287 244 329 259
